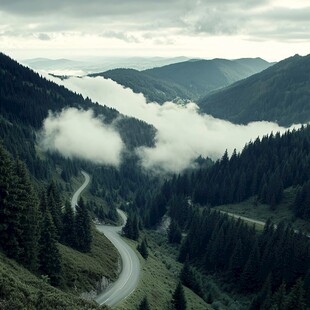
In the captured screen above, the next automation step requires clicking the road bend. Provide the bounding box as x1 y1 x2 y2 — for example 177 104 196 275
71 171 140 307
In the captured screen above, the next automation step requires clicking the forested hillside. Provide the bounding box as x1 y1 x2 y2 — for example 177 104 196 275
144 57 271 100
90 57 271 104
0 52 159 308
91 68 194 104
121 125 310 308
199 54 310 126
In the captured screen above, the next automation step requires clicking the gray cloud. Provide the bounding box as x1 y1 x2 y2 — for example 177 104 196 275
37 33 51 41
39 108 124 166
0 0 291 37
101 31 140 43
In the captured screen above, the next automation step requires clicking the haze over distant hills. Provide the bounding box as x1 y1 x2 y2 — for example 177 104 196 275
198 54 310 126
92 57 272 103
22 56 190 75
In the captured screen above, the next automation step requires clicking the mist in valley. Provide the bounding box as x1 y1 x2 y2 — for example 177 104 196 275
44 75 299 173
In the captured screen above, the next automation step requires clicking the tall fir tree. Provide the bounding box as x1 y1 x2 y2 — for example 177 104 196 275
172 281 187 310
39 210 61 286
61 200 75 247
14 159 41 271
74 197 92 252
0 145 22 260
138 296 151 310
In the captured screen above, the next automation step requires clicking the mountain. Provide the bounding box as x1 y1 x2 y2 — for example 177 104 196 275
143 57 272 100
198 54 310 126
0 52 158 308
91 57 271 104
22 56 190 75
91 68 194 103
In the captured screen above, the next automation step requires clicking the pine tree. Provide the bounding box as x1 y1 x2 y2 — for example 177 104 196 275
168 220 182 244
270 282 287 310
228 239 244 282
138 296 150 310
14 159 41 271
286 278 306 310
137 238 148 259
61 200 75 247
172 281 187 310
74 197 92 252
47 181 63 238
0 145 22 259
39 210 61 286
239 241 261 293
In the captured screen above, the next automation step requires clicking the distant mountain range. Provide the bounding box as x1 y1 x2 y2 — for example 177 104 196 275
22 56 190 74
198 54 310 126
92 57 272 103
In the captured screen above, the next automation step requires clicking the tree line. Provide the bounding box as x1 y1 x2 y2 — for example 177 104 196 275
0 144 92 285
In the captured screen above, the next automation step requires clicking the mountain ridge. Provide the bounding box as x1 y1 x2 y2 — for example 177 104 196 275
198 53 310 126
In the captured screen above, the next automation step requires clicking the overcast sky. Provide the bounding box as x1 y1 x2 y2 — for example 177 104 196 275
1 0 309 61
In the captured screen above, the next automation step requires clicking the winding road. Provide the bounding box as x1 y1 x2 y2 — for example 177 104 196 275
71 171 140 307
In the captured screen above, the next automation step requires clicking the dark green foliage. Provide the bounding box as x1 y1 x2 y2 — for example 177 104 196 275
13 159 40 271
294 181 310 220
168 220 182 244
180 261 203 298
270 282 288 310
123 213 139 240
172 281 187 310
138 296 151 310
199 54 310 126
61 201 75 247
39 210 61 286
137 238 148 259
0 145 40 271
47 180 63 238
239 241 261 292
0 145 23 259
286 278 307 310
164 126 310 213
74 197 92 252
178 208 310 306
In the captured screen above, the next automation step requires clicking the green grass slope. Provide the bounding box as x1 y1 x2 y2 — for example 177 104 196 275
199 54 310 126
0 252 107 310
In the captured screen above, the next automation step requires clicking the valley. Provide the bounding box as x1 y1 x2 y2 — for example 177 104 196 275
0 50 310 310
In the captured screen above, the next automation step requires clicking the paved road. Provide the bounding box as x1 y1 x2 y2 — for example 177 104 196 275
219 210 266 226
71 171 90 212
72 171 140 307
95 210 140 307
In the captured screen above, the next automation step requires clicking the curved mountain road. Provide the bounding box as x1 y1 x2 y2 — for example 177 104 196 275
71 171 140 307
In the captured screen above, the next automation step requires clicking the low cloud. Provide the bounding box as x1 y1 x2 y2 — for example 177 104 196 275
39 107 124 166
50 76 298 173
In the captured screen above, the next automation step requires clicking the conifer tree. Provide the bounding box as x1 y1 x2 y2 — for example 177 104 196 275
138 296 150 310
39 210 61 286
47 181 63 238
168 220 182 244
61 200 75 247
239 241 261 292
172 281 187 310
286 278 306 310
14 159 41 271
74 197 92 252
0 145 22 259
137 238 148 259
270 282 288 310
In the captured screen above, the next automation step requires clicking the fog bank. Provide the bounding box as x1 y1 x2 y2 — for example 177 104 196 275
40 108 124 166
49 75 297 173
